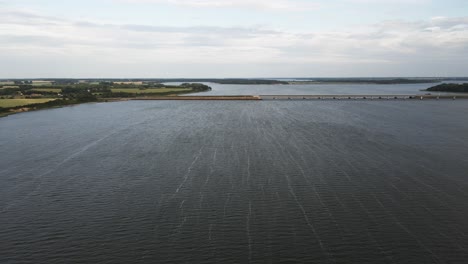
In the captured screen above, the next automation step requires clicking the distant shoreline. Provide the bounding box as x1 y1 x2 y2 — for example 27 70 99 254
3 78 466 86
425 83 468 93
0 82 212 117
2 78 468 118
3 94 468 118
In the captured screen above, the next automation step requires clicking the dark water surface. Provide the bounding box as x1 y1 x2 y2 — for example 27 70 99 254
1 101 468 263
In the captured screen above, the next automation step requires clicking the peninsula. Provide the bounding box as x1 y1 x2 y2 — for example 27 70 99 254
0 81 211 117
426 83 468 93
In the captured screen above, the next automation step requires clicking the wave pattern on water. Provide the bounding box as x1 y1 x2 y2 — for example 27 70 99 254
1 100 468 263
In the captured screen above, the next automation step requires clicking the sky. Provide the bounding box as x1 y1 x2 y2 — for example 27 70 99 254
0 0 467 78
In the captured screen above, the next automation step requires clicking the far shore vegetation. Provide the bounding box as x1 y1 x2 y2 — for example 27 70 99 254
426 83 468 93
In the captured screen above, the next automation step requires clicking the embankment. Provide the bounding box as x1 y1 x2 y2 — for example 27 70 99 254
132 96 261 100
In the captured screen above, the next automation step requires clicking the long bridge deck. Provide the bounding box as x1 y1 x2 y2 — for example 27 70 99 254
261 94 468 100
128 94 468 101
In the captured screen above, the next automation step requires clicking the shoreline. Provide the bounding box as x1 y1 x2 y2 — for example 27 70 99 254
2 94 467 118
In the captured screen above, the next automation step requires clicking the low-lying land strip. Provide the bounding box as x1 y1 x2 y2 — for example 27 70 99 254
4 77 454 86
288 78 442 85
426 83 468 93
133 96 260 100
0 82 212 117
111 88 192 94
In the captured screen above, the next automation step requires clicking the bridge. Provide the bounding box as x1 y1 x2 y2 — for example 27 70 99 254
260 94 468 100
128 94 468 101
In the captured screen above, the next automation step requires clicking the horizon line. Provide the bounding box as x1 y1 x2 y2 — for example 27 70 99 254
2 77 468 80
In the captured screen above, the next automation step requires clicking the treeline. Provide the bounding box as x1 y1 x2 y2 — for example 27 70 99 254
0 85 110 97
0 83 211 98
7 78 468 85
2 79 288 85
180 83 212 91
209 79 288 85
100 83 211 98
0 85 39 96
102 90 197 98
291 78 441 84
426 83 468 93
109 79 286 85
107 79 287 85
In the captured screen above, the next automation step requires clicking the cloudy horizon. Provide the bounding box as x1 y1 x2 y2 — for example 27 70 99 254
1 0 467 78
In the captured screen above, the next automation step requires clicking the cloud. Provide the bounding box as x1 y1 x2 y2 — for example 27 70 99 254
0 9 467 77
113 0 321 11
346 0 429 4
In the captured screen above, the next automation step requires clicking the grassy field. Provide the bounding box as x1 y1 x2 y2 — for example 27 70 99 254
0 99 56 108
111 88 192 94
32 81 53 86
32 88 62 93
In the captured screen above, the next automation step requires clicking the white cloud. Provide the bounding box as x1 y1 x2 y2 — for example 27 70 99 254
113 0 321 11
346 0 429 4
0 9 467 77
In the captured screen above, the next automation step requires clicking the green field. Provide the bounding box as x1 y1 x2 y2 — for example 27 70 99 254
32 88 62 93
32 81 53 86
111 88 192 94
0 99 56 108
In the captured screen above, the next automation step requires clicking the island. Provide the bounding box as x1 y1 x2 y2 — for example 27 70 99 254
426 83 468 93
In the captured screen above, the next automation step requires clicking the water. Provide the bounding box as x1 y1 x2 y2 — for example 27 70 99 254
1 100 468 263
164 81 465 96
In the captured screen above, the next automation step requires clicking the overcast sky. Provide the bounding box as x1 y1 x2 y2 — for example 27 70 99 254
1 0 467 78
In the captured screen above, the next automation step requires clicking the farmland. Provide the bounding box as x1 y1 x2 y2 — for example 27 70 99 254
0 80 212 117
0 99 56 108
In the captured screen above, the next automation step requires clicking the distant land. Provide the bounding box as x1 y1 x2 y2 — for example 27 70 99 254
287 78 442 85
0 81 212 117
2 78 468 117
426 83 468 93
2 77 468 85
0 79 289 85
